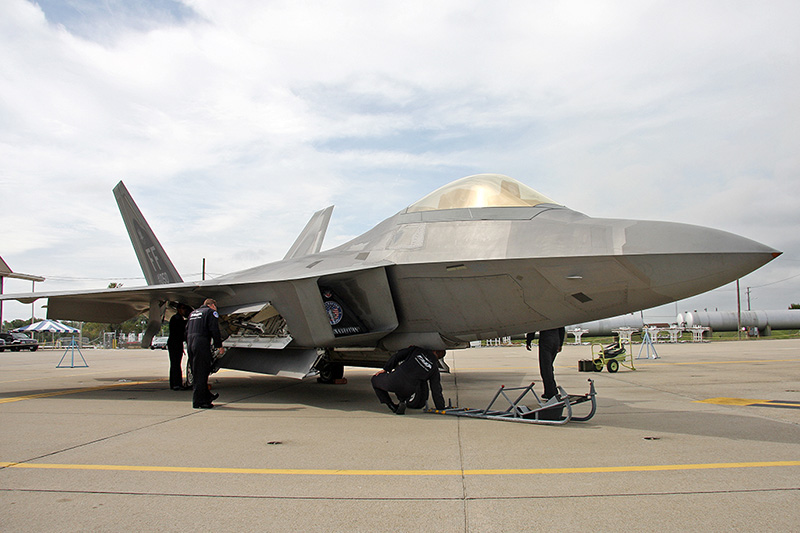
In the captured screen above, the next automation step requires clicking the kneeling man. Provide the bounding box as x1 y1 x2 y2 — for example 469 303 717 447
372 346 446 414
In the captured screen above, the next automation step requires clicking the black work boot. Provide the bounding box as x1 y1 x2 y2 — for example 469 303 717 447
395 401 406 415
387 402 399 413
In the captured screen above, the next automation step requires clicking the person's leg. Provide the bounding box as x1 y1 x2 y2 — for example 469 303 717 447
371 373 397 411
191 344 213 407
538 343 558 399
168 345 183 389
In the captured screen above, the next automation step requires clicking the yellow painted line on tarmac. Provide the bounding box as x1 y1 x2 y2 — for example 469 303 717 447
636 358 800 367
1 460 798 477
697 397 800 409
454 358 800 372
0 379 165 404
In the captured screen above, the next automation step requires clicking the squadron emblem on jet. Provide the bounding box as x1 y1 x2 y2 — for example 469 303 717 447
325 300 344 325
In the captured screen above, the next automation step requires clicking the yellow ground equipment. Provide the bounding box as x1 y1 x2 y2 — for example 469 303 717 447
579 339 636 373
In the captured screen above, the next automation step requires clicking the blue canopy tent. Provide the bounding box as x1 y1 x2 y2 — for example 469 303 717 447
13 319 79 334
14 319 87 368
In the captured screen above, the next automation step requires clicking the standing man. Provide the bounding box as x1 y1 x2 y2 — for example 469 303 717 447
167 303 190 390
527 327 566 400
186 298 225 409
372 346 446 414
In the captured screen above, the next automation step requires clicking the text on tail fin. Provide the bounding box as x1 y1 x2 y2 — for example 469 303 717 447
113 181 183 285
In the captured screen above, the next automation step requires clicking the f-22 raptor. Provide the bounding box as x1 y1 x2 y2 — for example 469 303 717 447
2 174 780 381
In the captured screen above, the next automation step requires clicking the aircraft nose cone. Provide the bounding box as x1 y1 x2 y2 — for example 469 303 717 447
621 220 780 299
623 220 779 258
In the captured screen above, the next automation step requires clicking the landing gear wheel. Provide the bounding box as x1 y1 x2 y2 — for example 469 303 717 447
607 359 619 373
317 362 345 383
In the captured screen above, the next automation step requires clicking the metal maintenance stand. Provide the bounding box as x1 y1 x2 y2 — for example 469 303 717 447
567 327 589 345
688 326 710 342
56 336 88 368
637 327 660 359
425 380 596 425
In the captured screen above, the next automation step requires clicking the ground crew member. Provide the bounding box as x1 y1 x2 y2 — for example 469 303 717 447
167 303 190 390
371 346 446 414
186 298 225 409
527 327 566 400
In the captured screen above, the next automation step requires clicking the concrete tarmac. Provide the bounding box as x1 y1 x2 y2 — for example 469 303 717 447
1 339 799 531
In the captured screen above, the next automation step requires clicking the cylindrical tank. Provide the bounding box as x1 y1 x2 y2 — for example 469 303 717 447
683 310 800 333
571 314 645 336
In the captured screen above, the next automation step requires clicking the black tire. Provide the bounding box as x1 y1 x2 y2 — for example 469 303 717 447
405 381 429 409
30 346 38 352
593 359 603 372
317 362 345 383
607 359 619 373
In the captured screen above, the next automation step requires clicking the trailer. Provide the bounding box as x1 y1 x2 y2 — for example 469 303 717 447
578 339 636 373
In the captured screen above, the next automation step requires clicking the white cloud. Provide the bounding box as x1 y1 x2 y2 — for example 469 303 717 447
1 0 799 322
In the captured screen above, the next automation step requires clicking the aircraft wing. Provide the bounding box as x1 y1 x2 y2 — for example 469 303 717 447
2 282 203 323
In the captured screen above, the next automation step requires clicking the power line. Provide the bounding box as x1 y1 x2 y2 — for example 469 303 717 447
749 272 800 289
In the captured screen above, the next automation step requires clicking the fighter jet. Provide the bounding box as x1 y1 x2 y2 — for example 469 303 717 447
1 174 780 381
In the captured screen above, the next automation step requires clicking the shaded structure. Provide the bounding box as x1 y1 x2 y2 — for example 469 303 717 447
13 319 79 334
0 256 45 326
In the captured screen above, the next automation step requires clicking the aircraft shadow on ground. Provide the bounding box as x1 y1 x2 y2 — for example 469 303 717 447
0 373 385 414
11 370 796 437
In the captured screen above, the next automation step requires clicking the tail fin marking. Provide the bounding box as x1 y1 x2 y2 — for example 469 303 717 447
113 181 183 285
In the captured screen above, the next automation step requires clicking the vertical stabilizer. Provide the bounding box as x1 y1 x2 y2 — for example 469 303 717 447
113 181 183 285
283 206 334 260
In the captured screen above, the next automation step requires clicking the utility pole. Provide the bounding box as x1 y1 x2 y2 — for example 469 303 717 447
736 279 742 340
31 280 36 325
746 286 751 311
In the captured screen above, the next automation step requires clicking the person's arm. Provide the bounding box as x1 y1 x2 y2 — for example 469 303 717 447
208 312 223 349
429 369 445 410
168 315 177 340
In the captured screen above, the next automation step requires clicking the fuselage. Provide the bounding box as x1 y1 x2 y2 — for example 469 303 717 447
205 184 778 361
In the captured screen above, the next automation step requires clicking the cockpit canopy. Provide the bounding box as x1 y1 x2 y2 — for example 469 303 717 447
406 174 559 213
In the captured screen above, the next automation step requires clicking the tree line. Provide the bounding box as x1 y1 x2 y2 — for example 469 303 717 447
2 315 165 342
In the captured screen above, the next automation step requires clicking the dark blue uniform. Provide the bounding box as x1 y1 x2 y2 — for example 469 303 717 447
537 327 566 399
185 305 223 407
167 311 187 389
372 346 445 410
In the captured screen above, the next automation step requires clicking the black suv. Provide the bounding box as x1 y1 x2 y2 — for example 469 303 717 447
0 331 39 351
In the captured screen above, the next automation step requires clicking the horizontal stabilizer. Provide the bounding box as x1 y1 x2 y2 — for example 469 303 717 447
284 206 334 260
114 181 182 285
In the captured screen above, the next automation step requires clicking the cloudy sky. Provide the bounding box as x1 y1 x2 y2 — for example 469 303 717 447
1 0 798 322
